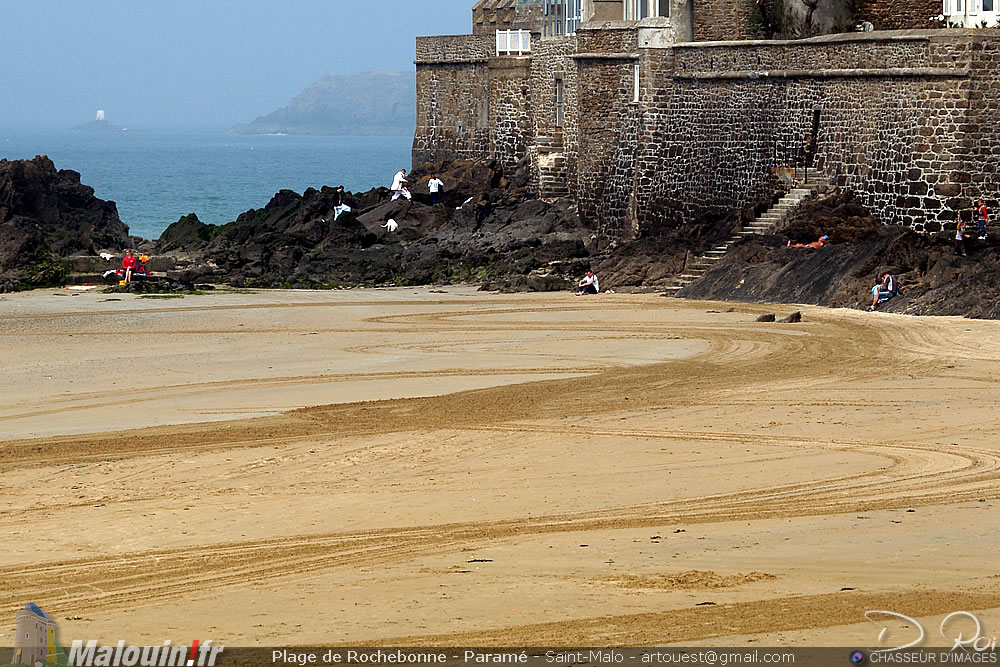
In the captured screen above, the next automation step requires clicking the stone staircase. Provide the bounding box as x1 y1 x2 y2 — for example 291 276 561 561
535 134 569 201
663 170 825 295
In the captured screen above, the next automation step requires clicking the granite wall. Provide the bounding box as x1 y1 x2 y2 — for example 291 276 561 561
488 57 534 169
863 0 943 30
629 32 978 235
413 35 494 166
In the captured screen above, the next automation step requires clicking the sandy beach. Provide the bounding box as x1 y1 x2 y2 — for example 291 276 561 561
1 286 998 647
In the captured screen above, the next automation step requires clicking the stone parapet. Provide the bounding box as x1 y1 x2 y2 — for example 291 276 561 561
416 34 494 63
672 31 947 72
576 23 638 53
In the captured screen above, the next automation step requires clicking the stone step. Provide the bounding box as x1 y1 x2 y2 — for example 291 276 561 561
66 273 107 284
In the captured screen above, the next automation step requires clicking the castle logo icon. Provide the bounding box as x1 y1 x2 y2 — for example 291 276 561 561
9 602 66 666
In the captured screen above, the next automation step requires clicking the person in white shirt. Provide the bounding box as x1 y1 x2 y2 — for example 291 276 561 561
391 169 411 201
427 176 444 205
575 270 599 296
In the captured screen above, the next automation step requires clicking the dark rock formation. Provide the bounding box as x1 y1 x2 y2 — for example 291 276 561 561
0 156 130 291
156 158 596 289
681 191 1000 319
6 153 1000 322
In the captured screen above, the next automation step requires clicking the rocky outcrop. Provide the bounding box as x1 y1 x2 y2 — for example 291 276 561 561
681 192 1000 319
6 154 1000 321
0 156 130 291
155 158 595 289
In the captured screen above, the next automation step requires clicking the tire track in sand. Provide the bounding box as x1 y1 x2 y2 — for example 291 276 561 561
2 301 997 641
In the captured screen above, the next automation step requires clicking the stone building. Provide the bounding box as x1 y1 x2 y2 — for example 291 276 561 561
415 1 996 239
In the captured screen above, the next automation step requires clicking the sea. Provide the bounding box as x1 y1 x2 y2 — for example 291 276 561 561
0 128 413 241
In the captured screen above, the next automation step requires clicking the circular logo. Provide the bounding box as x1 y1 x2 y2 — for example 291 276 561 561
849 651 866 665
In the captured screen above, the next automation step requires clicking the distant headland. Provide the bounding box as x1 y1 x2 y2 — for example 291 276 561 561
229 71 415 136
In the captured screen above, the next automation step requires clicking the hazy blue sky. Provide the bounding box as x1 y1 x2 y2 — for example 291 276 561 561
0 0 472 130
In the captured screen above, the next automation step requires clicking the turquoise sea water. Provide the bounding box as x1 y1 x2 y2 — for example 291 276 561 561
0 129 413 240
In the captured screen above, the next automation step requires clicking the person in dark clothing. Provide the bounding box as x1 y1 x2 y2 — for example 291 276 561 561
332 186 351 220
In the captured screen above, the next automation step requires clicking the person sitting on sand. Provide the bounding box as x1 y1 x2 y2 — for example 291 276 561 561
121 249 137 284
787 235 828 249
575 270 599 296
868 272 901 310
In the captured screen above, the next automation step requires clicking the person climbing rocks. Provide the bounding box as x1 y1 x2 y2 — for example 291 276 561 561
868 272 901 310
332 186 351 220
787 235 828 249
975 200 988 239
427 176 444 205
391 168 411 201
575 270 599 296
956 219 968 256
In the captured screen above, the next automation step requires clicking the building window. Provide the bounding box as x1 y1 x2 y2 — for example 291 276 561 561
566 0 582 33
633 64 640 103
986 0 994 10
625 0 669 19
555 79 564 127
544 0 582 36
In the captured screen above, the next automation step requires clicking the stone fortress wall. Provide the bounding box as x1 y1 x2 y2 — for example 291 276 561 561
414 3 996 239
627 31 984 236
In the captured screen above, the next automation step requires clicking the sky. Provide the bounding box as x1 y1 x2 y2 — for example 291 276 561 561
0 0 472 130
